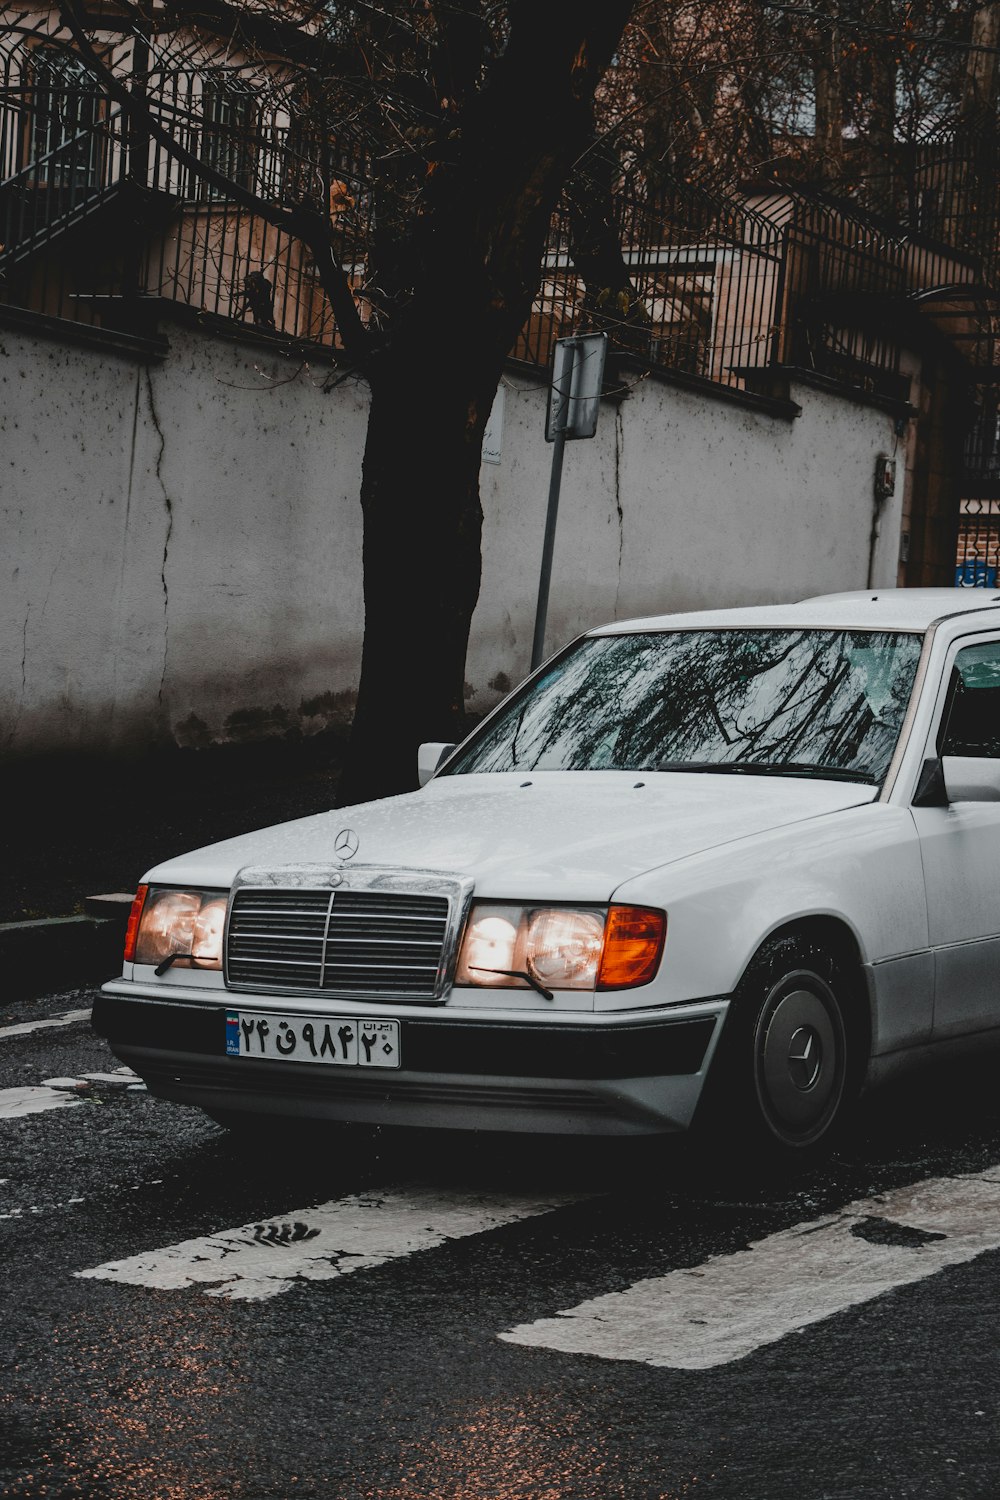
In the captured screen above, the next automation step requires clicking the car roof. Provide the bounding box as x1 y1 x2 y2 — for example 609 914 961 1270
595 589 1000 635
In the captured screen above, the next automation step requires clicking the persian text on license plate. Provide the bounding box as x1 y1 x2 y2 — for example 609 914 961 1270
226 1011 400 1069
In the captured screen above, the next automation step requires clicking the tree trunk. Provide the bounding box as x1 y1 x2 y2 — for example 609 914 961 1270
866 0 896 216
566 145 651 358
336 1 636 805
814 7 843 184
962 3 1000 125
336 330 501 805
946 2 1000 255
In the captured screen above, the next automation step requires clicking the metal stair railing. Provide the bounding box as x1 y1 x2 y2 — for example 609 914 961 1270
0 106 127 268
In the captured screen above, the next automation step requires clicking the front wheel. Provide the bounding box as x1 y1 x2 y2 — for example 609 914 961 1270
696 935 864 1165
751 964 847 1147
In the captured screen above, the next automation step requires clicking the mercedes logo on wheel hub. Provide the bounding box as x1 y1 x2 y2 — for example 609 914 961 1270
787 1025 823 1091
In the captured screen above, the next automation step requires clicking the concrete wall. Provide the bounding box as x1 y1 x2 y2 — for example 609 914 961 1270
0 317 906 756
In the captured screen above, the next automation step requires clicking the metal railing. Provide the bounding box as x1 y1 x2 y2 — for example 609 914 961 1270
0 108 126 262
901 127 1000 286
1 52 998 411
140 93 374 347
513 179 786 396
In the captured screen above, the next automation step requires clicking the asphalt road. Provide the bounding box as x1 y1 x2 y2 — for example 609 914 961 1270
4 988 1000 1500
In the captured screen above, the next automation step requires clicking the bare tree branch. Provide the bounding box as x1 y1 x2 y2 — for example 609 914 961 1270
56 0 375 367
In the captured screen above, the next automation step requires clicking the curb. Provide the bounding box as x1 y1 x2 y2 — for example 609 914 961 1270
2 908 129 1002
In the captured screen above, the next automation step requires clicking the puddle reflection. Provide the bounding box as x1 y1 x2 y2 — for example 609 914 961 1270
3 1303 249 1500
359 1390 703 1500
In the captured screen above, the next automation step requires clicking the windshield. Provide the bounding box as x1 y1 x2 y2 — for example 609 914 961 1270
446 629 924 784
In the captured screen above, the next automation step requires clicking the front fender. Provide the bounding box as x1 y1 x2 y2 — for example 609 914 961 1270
603 802 932 1052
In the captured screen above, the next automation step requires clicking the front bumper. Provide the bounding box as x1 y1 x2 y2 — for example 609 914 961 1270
93 987 728 1136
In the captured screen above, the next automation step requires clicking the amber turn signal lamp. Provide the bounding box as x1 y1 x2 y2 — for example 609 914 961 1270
596 905 666 990
123 884 149 962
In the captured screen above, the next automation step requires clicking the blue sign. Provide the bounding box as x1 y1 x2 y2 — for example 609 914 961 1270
955 560 997 588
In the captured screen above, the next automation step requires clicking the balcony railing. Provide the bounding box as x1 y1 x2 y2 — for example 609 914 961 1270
1 53 998 410
0 108 126 262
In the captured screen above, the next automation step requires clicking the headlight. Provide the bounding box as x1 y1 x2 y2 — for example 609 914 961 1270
526 908 604 986
456 903 665 993
459 912 519 978
125 886 228 971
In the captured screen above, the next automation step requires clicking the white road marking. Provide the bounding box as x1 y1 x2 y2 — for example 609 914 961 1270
0 1069 139 1120
39 1070 137 1089
501 1167 1000 1370
77 1185 585 1301
0 1008 90 1040
0 1086 86 1120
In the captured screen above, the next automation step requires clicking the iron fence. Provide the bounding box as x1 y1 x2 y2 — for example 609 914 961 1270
512 179 786 396
0 40 376 344
906 127 1000 286
2 43 999 415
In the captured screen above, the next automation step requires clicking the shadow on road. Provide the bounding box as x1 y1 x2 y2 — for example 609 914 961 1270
146 1038 1000 1230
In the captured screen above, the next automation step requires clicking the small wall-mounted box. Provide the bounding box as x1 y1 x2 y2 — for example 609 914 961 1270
875 455 897 499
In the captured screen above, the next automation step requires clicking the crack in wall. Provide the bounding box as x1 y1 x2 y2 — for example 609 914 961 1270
144 368 172 706
613 405 625 619
111 371 144 727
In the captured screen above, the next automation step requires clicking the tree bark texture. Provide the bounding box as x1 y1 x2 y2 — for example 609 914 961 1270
865 0 897 215
962 3 1000 125
565 144 652 358
814 7 843 184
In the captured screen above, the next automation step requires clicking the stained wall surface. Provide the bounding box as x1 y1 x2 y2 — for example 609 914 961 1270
0 320 907 755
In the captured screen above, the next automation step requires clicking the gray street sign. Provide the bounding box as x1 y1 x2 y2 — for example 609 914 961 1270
545 333 608 441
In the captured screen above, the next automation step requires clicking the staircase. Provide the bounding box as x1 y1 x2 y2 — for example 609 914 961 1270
0 108 128 271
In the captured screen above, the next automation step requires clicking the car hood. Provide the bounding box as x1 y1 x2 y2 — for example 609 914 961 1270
145 771 878 902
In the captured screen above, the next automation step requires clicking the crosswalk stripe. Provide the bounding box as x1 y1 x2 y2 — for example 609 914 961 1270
0 1086 87 1120
76 1185 586 1301
0 1070 141 1120
0 1008 90 1041
499 1166 1000 1370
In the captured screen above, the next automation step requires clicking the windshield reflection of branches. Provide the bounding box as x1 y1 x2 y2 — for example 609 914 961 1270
454 630 922 780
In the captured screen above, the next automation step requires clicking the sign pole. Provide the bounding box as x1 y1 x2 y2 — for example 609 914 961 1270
531 424 567 671
531 332 607 672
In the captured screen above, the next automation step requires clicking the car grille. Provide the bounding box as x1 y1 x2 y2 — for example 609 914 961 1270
225 887 452 1000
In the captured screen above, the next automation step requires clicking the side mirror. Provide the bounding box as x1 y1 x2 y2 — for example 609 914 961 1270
912 757 948 807
417 742 456 788
942 755 1000 802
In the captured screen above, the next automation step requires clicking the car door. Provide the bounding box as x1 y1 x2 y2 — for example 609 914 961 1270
911 635 1000 1040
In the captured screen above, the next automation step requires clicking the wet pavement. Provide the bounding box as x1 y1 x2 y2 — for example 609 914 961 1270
4 987 1000 1498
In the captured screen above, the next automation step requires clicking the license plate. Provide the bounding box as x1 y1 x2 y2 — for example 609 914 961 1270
225 1011 400 1069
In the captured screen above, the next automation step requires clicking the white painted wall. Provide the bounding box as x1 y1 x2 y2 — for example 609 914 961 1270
472 370 906 707
0 319 905 755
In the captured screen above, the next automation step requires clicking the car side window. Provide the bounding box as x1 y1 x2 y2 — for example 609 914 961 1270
939 642 1000 759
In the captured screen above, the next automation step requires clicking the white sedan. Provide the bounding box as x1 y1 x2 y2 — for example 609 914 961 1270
94 589 1000 1158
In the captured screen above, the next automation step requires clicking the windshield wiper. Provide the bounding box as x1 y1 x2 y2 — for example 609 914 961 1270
467 966 554 1001
652 759 877 784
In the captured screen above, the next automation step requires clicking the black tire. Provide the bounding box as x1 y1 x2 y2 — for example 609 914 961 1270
694 933 864 1165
